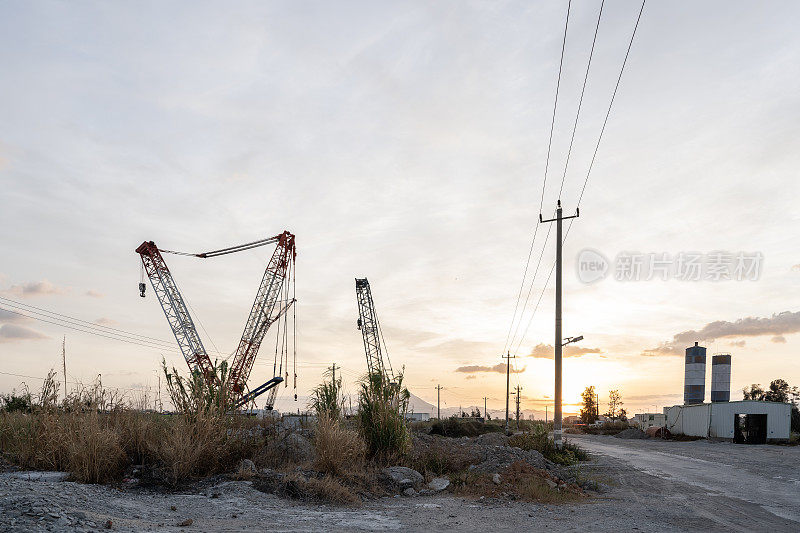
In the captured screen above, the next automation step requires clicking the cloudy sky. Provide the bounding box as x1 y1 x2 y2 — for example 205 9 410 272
1 0 799 416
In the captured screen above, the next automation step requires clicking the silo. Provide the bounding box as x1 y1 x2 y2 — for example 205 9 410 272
684 342 706 405
711 353 731 402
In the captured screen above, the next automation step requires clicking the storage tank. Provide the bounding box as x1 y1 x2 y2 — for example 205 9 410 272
711 353 731 402
684 342 706 405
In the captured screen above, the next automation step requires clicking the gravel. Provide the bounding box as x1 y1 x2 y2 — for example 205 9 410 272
614 428 649 439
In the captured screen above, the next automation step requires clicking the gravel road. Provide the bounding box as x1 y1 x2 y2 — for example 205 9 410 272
2 435 798 532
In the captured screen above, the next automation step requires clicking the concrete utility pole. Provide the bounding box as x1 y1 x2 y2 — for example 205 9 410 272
61 336 67 400
502 352 516 433
540 200 579 449
483 396 488 420
435 384 443 419
514 385 522 429
328 363 339 383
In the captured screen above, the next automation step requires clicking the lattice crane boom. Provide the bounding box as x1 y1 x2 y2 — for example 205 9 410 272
229 231 296 395
355 278 393 381
135 241 217 386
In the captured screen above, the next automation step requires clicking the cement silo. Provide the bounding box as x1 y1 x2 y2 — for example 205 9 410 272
684 342 706 405
711 353 731 402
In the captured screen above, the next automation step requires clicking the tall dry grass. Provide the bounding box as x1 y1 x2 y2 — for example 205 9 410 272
313 414 365 477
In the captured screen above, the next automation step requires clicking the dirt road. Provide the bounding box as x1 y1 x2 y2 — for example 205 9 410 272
571 433 800 530
2 436 799 531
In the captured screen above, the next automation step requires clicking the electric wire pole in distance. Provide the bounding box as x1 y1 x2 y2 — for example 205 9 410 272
502 352 516 434
540 200 579 449
435 384 443 420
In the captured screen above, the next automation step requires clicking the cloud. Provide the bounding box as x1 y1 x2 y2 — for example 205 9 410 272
730 340 746 347
2 279 65 297
85 290 104 298
527 343 602 359
455 363 525 374
771 335 787 344
465 374 476 380
643 311 800 356
0 323 48 342
94 317 118 326
0 309 30 324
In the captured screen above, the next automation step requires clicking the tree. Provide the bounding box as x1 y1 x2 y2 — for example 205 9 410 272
618 407 628 421
605 389 623 420
580 386 598 424
743 379 800 433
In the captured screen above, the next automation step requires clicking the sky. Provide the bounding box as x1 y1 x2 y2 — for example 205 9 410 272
1 0 800 417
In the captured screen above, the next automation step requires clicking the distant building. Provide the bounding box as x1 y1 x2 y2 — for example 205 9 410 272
632 413 666 429
664 401 790 443
563 415 581 425
405 412 430 422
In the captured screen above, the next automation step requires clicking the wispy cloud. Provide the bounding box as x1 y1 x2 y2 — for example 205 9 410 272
94 317 118 326
1 279 65 298
85 290 104 298
771 335 787 344
455 363 525 374
0 309 29 324
644 311 800 356
730 340 746 347
528 343 602 359
0 323 48 342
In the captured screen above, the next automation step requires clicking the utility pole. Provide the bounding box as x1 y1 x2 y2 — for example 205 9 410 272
546 405 548 424
540 200 579 449
502 352 516 433
435 384 443 420
61 336 67 401
483 396 488 421
328 363 339 383
514 385 522 429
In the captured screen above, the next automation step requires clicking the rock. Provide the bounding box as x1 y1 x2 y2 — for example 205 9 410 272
104 519 113 529
614 428 648 440
545 479 558 489
403 487 417 497
272 433 316 463
178 518 193 526
382 466 424 487
475 433 509 447
238 459 256 475
492 473 501 485
170 505 177 511
426 477 450 492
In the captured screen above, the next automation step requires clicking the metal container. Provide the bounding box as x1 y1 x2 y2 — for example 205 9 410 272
684 342 706 405
711 353 731 402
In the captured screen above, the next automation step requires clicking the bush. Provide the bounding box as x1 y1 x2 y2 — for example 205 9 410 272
356 373 410 462
508 424 589 466
428 418 502 438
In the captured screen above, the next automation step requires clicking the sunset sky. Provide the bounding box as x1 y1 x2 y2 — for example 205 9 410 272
2 1 799 417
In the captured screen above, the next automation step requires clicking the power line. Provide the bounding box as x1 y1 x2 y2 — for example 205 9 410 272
556 0 605 201
502 1 571 356
0 306 181 354
0 295 174 346
509 0 646 354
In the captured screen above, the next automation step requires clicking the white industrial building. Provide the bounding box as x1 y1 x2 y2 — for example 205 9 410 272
664 401 791 443
632 412 666 429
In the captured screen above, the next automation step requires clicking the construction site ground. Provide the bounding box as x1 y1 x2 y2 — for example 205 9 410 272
2 433 799 532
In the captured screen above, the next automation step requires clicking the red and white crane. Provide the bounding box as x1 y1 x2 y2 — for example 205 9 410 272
136 231 296 410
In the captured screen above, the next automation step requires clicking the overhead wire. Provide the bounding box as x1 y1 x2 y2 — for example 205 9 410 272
501 0 571 357
510 0 647 354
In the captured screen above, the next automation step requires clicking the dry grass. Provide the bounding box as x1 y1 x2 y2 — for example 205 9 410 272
404 436 480 477
0 409 274 485
313 415 365 478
